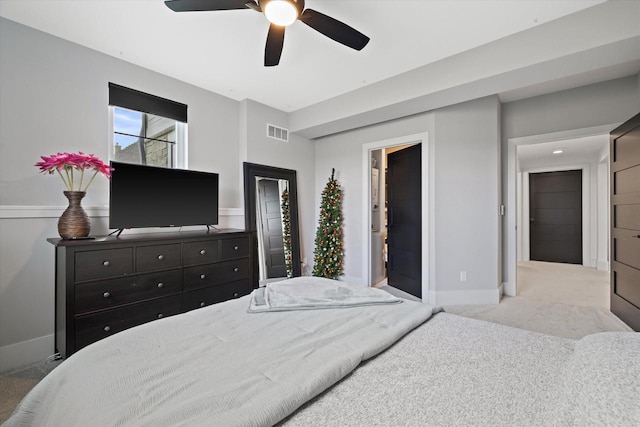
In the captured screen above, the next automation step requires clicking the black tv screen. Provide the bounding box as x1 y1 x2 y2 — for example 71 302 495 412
109 161 219 229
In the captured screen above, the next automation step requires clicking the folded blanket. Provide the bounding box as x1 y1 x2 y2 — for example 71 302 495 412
248 277 402 313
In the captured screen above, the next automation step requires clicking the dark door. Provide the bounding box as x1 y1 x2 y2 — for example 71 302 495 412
387 144 421 298
610 113 640 331
257 179 286 278
529 170 582 264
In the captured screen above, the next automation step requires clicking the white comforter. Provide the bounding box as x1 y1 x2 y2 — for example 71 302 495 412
283 313 640 426
5 291 435 426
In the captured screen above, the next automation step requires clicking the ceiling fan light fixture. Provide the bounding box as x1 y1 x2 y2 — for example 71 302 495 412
264 0 298 26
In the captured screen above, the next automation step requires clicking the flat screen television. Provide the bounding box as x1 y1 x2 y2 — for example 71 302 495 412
109 161 219 231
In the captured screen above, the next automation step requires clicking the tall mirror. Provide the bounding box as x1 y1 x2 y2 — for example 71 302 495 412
243 163 301 284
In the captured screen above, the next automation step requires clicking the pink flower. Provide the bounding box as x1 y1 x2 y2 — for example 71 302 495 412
35 151 114 191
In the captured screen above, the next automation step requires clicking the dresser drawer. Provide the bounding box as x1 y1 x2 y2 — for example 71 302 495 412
75 269 182 315
75 248 133 282
74 295 181 351
136 244 181 272
182 279 251 311
220 236 250 260
183 258 250 291
183 241 218 265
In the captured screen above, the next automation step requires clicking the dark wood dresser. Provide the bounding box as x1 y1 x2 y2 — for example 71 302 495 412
48 229 255 358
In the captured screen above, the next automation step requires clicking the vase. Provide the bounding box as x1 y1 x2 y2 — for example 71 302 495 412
58 191 91 239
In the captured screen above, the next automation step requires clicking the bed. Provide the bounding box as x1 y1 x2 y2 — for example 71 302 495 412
4 278 639 426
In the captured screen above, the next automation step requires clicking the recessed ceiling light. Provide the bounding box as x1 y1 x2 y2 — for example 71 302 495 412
552 149 564 154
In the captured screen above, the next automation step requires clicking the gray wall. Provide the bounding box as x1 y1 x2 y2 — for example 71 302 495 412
0 18 241 208
239 99 315 272
433 96 501 300
501 76 640 284
315 96 501 304
0 18 314 371
502 76 639 142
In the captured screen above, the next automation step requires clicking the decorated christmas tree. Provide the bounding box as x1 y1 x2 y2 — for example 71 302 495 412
281 188 293 278
312 168 344 279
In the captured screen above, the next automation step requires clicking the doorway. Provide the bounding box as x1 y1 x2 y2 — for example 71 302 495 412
506 128 613 307
361 132 431 302
369 144 422 298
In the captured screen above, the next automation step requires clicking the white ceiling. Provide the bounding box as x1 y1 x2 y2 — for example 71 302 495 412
0 0 608 113
517 134 609 169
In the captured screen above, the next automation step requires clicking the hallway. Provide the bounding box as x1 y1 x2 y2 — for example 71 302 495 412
517 261 609 308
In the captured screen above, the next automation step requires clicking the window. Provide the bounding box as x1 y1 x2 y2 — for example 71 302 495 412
109 83 187 168
112 107 178 167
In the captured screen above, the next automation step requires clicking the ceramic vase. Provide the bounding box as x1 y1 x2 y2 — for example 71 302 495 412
58 191 90 239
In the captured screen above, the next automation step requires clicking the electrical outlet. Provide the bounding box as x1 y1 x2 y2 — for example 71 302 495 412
302 257 307 266
460 271 467 282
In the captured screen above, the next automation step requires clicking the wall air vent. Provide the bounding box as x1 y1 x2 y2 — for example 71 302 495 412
266 123 289 142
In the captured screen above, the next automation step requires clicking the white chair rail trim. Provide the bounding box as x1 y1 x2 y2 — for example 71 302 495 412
0 206 244 219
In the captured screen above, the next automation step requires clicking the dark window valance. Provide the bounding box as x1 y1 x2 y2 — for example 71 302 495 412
109 83 187 123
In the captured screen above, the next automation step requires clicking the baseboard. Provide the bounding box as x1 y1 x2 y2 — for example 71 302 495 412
427 290 437 306
597 260 610 272
432 288 501 306
502 281 515 297
0 334 54 373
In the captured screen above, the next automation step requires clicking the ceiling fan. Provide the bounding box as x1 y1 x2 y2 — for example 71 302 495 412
165 0 370 66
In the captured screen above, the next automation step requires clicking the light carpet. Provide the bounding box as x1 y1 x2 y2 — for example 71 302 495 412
445 261 631 339
383 261 631 340
517 261 610 308
384 285 632 340
0 358 60 423
444 296 631 340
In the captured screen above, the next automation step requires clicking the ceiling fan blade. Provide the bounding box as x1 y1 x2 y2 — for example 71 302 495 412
265 24 285 67
165 0 253 12
300 9 369 51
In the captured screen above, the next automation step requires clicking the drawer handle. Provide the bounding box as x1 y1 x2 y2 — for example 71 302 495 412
103 261 110 267
104 326 111 332
200 274 206 280
103 291 110 298
157 282 164 288
157 254 164 260
157 313 164 319
233 267 239 272
234 246 239 251
200 302 205 307
233 292 239 298
200 249 206 255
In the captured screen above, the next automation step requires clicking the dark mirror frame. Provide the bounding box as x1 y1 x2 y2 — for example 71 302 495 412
243 162 302 282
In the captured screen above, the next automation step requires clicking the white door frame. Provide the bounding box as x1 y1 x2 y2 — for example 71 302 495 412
361 132 432 302
505 124 618 296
